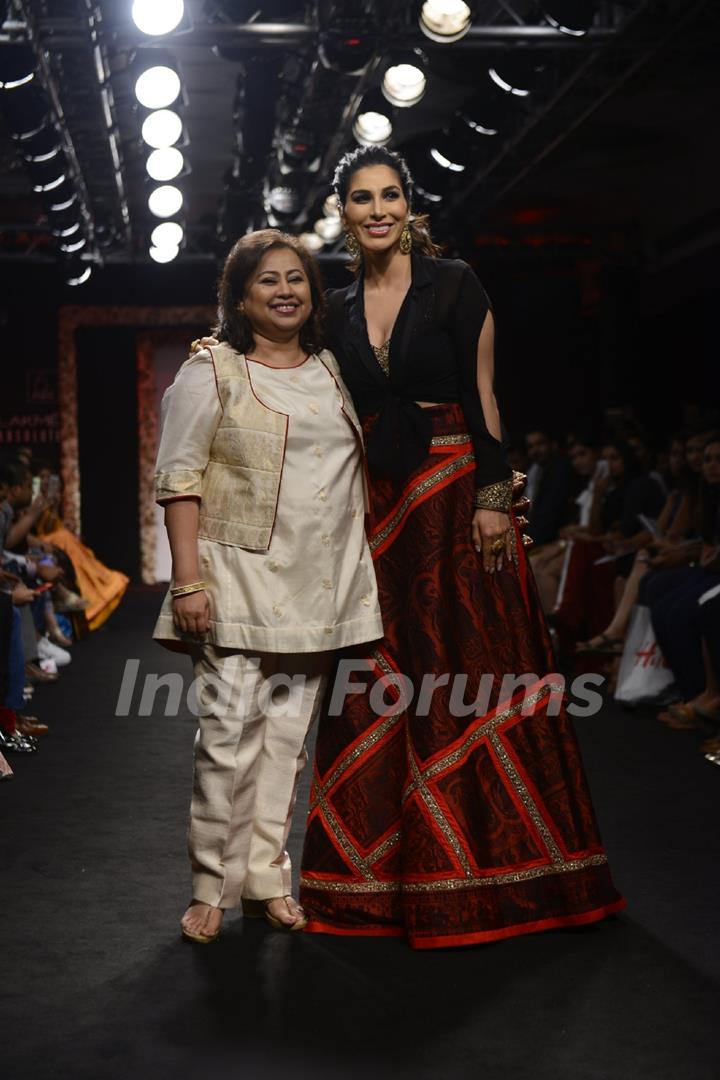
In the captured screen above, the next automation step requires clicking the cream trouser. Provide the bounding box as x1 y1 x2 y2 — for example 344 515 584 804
188 645 330 908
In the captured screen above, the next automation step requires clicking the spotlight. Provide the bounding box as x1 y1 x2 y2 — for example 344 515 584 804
278 129 320 174
381 50 428 109
146 146 184 181
135 65 181 110
149 244 179 263
131 0 184 37
540 1 596 36
0 45 36 90
429 144 465 173
59 236 86 253
460 89 515 137
299 231 324 253
141 109 182 149
488 54 544 97
151 221 184 247
353 90 394 147
267 186 300 216
21 123 62 163
313 216 342 242
319 24 375 75
46 181 79 212
323 194 340 219
419 1 472 44
2 84 48 137
52 219 82 238
64 261 92 286
148 184 183 217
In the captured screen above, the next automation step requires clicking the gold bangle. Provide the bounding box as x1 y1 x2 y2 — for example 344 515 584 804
170 580 207 598
475 478 513 513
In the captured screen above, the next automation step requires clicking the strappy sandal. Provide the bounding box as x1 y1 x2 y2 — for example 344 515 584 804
242 895 308 932
664 703 701 730
575 633 624 655
180 901 222 944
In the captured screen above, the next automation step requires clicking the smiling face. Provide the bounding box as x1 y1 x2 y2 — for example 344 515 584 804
240 246 312 342
342 164 409 255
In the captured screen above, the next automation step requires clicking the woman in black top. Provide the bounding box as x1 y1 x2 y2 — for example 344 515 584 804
299 146 625 948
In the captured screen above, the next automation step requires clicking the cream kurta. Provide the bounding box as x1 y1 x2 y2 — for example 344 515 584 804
153 351 383 653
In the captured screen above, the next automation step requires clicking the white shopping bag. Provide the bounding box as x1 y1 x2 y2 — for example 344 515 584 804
614 605 674 704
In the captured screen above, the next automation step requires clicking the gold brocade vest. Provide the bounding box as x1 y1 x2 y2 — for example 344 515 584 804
157 342 367 552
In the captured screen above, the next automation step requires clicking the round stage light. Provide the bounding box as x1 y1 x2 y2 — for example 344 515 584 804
488 54 543 97
132 0 184 37
353 110 393 147
146 146 184 181
141 109 182 149
148 184 183 217
59 236 86 253
65 264 92 286
135 65 181 109
381 51 427 108
149 244 179 263
300 231 324 253
323 194 340 219
313 216 342 242
0 45 36 90
430 146 465 173
151 221 184 248
419 1 472 44
541 1 596 36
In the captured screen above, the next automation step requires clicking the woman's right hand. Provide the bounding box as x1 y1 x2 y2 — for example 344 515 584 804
172 589 211 635
190 335 219 354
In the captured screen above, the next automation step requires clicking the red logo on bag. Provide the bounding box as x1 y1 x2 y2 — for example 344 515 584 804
635 642 669 669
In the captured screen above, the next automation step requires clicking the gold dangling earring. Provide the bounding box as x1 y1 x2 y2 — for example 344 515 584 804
399 222 412 255
344 230 360 258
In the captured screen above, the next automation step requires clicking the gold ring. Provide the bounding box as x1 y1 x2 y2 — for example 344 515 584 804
491 537 505 555
191 338 200 351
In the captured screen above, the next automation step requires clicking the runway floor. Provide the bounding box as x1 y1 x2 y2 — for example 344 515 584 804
2 587 718 1080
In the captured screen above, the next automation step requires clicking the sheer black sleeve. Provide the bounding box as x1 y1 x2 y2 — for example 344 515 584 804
447 262 513 490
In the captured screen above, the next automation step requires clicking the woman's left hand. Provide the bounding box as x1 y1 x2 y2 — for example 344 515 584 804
473 508 512 573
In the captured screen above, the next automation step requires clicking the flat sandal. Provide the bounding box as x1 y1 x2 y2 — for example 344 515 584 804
242 895 308 932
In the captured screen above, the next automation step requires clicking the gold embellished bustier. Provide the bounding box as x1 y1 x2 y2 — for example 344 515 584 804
371 340 390 377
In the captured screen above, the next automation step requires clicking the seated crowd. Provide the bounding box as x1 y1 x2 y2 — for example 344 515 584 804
0 449 128 780
510 409 720 767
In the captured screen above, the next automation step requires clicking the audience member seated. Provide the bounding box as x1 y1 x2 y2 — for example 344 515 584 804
524 428 575 547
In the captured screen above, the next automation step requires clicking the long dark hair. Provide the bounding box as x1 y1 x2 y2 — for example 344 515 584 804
698 433 720 544
214 229 325 354
332 145 442 272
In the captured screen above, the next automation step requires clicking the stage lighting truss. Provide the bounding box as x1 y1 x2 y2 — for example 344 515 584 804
381 49 428 109
419 0 473 45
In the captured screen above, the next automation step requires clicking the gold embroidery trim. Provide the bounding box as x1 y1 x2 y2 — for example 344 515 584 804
370 651 475 877
368 830 401 865
475 477 514 512
488 732 564 864
300 853 609 893
402 683 563 800
369 452 475 554
314 785 376 881
371 340 390 376
430 433 472 446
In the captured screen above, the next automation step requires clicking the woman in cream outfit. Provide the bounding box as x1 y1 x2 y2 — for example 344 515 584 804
153 230 382 943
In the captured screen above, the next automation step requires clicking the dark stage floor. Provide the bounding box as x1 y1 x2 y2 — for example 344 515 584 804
2 588 718 1080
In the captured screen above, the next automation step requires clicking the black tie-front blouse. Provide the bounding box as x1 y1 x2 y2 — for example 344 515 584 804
323 251 512 489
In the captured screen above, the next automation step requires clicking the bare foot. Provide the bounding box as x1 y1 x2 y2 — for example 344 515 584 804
180 900 223 938
266 896 305 927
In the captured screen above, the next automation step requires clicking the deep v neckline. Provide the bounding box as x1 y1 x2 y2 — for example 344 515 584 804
361 271 414 377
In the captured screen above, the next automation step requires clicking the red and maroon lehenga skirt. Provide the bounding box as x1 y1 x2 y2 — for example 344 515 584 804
300 403 625 949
